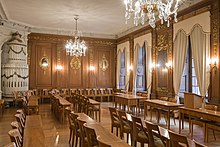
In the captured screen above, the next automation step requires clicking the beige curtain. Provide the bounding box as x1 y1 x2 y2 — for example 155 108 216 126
125 48 130 91
116 49 121 89
133 44 139 93
190 24 210 97
173 29 188 99
145 44 152 97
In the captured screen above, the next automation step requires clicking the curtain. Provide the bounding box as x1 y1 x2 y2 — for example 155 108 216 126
173 29 188 99
133 44 139 93
190 24 210 97
125 48 130 91
145 44 152 97
116 49 121 89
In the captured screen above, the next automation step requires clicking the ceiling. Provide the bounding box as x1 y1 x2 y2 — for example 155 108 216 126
0 0 202 38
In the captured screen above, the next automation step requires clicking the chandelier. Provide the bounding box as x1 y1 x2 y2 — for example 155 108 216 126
124 0 181 28
65 15 87 56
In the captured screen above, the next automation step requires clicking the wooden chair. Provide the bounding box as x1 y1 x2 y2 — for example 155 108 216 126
145 121 166 147
10 121 23 137
109 107 121 136
71 113 80 147
191 104 217 141
77 119 88 147
97 136 111 147
84 124 99 147
0 99 5 115
41 89 50 103
3 142 17 147
131 115 149 147
8 129 22 147
67 113 75 146
168 131 189 147
193 140 207 147
14 114 25 130
117 110 132 144
13 91 23 107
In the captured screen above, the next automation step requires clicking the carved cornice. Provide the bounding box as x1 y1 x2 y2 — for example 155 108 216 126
28 33 116 46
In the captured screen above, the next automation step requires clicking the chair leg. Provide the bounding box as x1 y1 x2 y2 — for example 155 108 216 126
116 127 118 136
69 129 72 144
141 142 144 147
111 126 113 133
126 133 129 143
213 129 216 140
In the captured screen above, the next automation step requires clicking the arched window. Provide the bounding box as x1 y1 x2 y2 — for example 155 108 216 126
179 36 200 97
119 50 126 89
136 44 146 91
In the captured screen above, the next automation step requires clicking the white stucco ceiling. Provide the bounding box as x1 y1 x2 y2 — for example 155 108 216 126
0 0 203 38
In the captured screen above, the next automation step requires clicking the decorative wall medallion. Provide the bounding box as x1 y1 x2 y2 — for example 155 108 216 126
70 56 81 70
39 56 49 70
99 54 109 72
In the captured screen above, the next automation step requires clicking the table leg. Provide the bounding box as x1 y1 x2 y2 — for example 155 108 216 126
189 116 192 138
182 112 184 129
168 109 170 130
179 111 181 134
99 105 101 122
144 103 147 120
150 106 152 121
62 106 65 123
136 100 140 116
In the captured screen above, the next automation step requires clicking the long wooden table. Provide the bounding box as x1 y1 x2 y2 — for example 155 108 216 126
144 99 182 129
179 107 220 142
75 113 131 147
114 93 148 114
23 115 45 147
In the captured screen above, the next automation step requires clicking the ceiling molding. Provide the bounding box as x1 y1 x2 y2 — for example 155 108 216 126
0 1 7 19
0 19 30 32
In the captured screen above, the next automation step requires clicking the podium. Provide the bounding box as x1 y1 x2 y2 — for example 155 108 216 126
184 92 202 109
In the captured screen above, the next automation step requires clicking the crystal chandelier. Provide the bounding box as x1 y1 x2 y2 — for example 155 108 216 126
124 0 181 28
65 15 87 56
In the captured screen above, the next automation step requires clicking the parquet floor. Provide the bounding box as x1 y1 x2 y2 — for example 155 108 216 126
1 102 220 147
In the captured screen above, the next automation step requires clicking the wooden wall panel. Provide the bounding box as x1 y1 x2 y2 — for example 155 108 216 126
28 33 116 89
36 44 52 87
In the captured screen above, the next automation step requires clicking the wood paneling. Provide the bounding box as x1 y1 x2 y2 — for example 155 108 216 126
28 33 116 89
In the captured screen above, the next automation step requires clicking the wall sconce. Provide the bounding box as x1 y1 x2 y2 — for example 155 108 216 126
165 61 172 69
150 62 160 71
210 56 218 74
56 65 63 71
89 65 95 71
128 65 133 71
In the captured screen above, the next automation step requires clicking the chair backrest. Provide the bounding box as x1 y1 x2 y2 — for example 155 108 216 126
194 140 207 147
145 121 165 147
10 121 22 136
8 129 22 147
109 107 119 124
168 97 177 103
97 136 111 147
169 131 189 147
204 104 218 111
131 115 147 140
3 142 17 147
117 110 131 130
84 124 98 147
14 114 25 129
77 119 87 142
159 97 168 101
